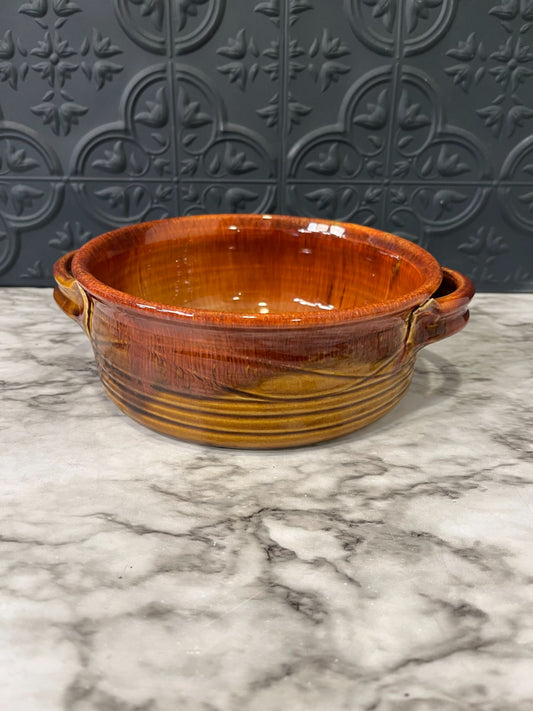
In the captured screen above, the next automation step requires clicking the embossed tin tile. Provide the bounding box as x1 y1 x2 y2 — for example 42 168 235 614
0 0 532 289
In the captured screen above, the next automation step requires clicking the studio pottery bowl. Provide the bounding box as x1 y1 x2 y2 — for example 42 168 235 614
54 214 474 448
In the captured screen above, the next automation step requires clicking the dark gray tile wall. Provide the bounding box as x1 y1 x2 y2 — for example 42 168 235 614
0 0 532 290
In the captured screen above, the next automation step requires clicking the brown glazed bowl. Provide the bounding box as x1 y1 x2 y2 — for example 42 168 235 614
54 214 474 449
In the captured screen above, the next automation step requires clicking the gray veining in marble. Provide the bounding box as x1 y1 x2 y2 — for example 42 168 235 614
1 288 532 711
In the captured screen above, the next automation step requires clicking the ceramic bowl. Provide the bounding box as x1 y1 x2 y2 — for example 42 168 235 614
54 214 474 448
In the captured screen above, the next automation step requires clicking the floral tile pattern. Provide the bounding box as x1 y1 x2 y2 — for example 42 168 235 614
0 0 531 289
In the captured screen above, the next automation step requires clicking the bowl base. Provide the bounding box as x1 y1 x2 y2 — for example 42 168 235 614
99 362 415 449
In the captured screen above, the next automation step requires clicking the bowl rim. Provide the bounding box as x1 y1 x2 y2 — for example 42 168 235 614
71 214 443 327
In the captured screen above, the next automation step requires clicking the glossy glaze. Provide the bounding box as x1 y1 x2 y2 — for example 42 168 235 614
53 215 474 448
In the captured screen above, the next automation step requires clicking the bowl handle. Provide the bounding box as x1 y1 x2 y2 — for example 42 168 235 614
53 250 90 334
407 267 475 352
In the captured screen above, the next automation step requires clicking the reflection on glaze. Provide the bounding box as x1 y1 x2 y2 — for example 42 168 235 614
303 221 346 237
293 297 335 311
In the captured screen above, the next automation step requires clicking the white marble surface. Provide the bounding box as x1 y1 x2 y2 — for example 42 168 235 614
1 288 532 711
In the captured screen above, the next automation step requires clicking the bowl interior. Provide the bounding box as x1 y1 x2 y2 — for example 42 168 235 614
82 216 437 316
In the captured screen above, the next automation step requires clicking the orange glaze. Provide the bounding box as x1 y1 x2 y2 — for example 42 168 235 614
54 214 474 448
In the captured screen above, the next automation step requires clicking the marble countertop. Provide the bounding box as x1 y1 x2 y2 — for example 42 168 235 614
1 288 532 711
